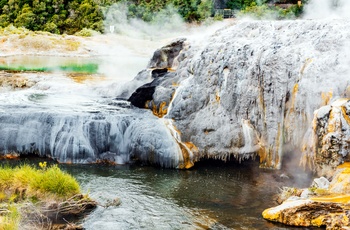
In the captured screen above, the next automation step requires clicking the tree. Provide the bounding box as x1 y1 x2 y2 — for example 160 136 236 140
14 4 36 30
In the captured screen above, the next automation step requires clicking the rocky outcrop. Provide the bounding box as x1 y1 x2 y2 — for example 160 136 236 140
128 38 186 114
128 19 350 169
302 99 350 175
263 163 350 229
148 38 186 69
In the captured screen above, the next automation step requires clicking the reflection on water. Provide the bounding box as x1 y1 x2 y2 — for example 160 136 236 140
56 160 313 230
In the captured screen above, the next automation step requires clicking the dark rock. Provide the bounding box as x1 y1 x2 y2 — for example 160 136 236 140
127 83 156 108
148 38 186 69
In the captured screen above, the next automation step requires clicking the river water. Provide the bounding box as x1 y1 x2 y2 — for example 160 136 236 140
58 160 311 230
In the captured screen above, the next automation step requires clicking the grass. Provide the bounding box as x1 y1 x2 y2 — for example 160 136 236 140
0 163 80 201
0 163 83 229
0 204 20 230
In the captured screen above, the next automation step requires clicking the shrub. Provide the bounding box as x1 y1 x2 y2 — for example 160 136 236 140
31 165 80 198
75 28 99 37
64 39 81 51
43 22 60 34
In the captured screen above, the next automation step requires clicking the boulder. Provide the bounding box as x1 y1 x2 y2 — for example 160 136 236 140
263 163 350 229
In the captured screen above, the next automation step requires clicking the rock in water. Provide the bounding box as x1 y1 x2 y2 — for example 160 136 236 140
263 163 350 229
129 19 350 169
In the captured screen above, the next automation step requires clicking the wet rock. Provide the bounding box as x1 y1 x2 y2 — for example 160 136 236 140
329 163 350 194
263 163 350 229
0 72 37 88
263 199 349 229
128 39 186 114
312 177 330 190
303 99 350 175
127 83 156 108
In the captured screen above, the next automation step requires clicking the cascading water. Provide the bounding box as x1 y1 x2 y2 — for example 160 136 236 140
0 62 184 168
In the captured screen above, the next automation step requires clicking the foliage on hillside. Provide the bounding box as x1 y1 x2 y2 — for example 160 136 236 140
0 0 305 35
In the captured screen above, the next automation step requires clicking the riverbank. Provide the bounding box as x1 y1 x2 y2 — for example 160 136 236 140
0 163 96 229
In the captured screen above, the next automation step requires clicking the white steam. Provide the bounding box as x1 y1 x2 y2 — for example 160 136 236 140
91 3 186 96
103 2 186 39
95 2 233 97
303 0 350 19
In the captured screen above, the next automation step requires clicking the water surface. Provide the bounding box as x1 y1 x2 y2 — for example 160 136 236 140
61 160 313 230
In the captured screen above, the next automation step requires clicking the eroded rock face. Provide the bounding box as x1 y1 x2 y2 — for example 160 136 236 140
128 20 350 168
302 99 350 175
128 38 186 113
148 38 186 69
263 163 350 229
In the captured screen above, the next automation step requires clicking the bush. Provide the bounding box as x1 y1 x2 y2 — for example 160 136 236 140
43 22 60 34
31 165 80 198
75 28 100 37
0 163 83 229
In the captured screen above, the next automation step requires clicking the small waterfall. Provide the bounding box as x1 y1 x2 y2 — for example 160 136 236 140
0 107 182 167
240 119 260 155
161 75 198 169
162 119 197 169
0 70 184 167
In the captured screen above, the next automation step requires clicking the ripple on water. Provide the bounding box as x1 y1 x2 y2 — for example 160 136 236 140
79 175 221 229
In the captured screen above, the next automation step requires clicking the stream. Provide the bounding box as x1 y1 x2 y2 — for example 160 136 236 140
64 160 313 230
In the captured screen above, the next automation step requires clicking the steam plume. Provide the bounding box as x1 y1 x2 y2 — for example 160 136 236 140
303 0 350 19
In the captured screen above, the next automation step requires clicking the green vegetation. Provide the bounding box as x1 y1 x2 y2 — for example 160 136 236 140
75 27 100 37
0 163 80 201
0 163 92 229
0 205 20 230
239 1 305 19
0 0 306 35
